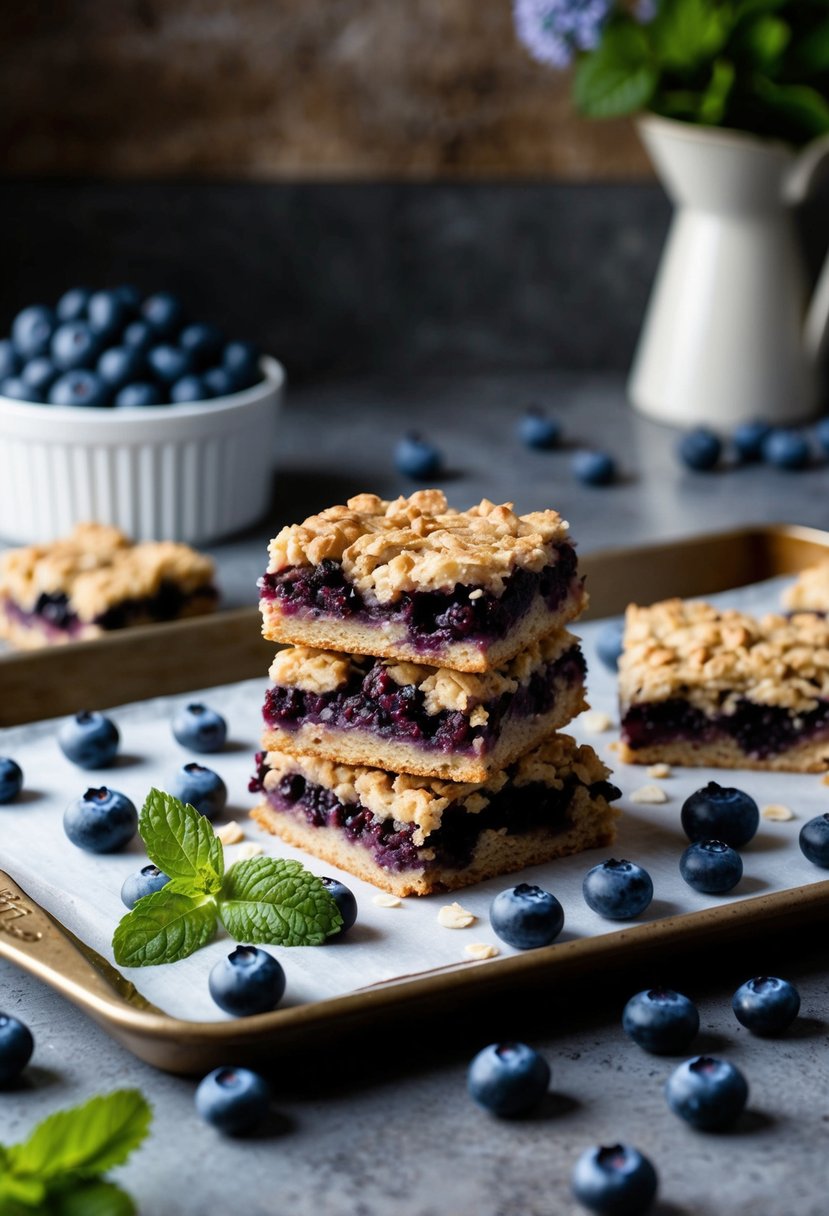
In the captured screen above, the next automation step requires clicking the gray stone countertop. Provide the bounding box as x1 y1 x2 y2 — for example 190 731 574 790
4 372 829 1216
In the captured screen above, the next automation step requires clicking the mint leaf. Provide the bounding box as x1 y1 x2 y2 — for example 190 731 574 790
112 890 217 966
46 1180 135 1216
218 857 343 946
573 23 658 119
0 1174 46 1210
650 0 730 70
7 1090 151 1182
139 789 223 890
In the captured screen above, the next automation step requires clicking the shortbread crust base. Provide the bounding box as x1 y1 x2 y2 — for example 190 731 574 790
618 729 829 772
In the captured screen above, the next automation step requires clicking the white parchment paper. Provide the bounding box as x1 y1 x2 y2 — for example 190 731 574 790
1 573 827 1022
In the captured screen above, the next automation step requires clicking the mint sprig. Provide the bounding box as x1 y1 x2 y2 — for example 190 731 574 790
0 1089 150 1216
112 789 343 966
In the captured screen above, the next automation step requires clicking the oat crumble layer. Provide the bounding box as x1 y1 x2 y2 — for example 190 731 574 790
783 563 829 614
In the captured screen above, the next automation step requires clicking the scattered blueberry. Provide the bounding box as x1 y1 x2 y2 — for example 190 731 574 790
147 344 194 385
64 786 138 853
467 1042 550 1116
142 292 185 338
816 416 829 455
596 619 625 671
195 1066 271 1135
489 883 564 949
115 382 164 408
21 357 58 396
679 840 743 894
121 863 171 909
763 427 810 470
170 374 208 403
320 877 358 936
518 407 561 450
1 377 43 403
732 976 800 1036
56 287 91 323
395 433 443 479
677 427 721 471
123 320 154 353
0 1013 35 1085
51 321 100 371
622 988 700 1055
733 419 772 462
571 1143 658 1215
97 345 146 390
172 703 227 753
202 367 238 398
168 762 227 820
583 859 653 921
680 781 759 848
572 449 615 486
209 946 287 1016
0 339 20 379
12 305 55 360
180 323 224 368
222 340 261 388
57 711 120 769
665 1055 748 1130
49 370 111 408
799 813 829 867
0 757 23 804
87 289 130 340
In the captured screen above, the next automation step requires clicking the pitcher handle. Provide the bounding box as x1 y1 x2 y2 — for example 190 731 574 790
805 248 829 361
786 132 829 361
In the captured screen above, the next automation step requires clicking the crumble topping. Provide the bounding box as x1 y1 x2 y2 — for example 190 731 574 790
437 902 477 929
372 893 402 908
783 563 829 613
266 490 572 602
630 784 669 804
762 803 795 821
217 821 245 845
465 942 499 960
0 522 215 619
620 598 829 715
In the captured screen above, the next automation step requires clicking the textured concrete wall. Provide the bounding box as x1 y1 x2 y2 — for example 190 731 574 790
0 1 649 179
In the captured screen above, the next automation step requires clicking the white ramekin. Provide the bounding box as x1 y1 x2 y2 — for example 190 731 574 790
0 356 284 545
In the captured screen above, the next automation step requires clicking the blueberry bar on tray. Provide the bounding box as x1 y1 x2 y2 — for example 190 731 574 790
0 523 218 649
619 598 829 771
262 632 587 782
259 490 586 673
250 735 620 897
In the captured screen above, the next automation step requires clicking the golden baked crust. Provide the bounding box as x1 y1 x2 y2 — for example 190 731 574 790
266 490 572 602
783 563 829 613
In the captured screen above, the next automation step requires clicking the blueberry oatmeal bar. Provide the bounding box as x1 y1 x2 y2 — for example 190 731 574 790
782 562 829 614
259 491 586 673
261 632 587 782
250 735 620 896
0 522 218 648
619 598 829 771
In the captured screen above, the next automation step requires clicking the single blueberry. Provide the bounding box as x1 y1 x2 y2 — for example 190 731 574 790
467 1042 550 1117
202 366 238 398
170 374 208 403
763 427 810 470
732 976 800 1036
115 381 165 408
677 427 721 471
0 757 24 804
64 786 138 853
320 876 358 936
56 287 92 323
733 419 772 462
596 619 625 672
21 357 57 396
518 407 561 450
168 762 227 820
142 292 185 338
679 840 743 894
123 320 154 353
799 812 829 867
147 344 194 385
0 339 20 380
572 449 615 486
172 703 227 753
571 1143 658 1215
97 345 146 390
680 781 759 848
0 1013 35 1085
121 863 171 909
582 859 653 921
49 370 111 408
180 323 224 368
12 305 55 360
195 1066 270 1135
665 1055 748 1130
209 946 287 1016
87 289 130 340
222 340 262 388
395 433 443 480
51 321 100 371
58 711 120 768
489 883 564 949
1 377 43 403
622 988 700 1055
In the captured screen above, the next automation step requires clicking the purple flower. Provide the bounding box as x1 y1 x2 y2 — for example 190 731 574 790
513 0 614 68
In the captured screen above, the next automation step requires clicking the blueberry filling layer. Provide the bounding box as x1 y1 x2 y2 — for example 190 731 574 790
2 582 218 635
259 545 580 653
263 647 586 756
262 769 621 874
621 696 829 759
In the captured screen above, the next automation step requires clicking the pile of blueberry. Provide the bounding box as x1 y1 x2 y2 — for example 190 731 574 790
677 419 829 473
0 288 264 409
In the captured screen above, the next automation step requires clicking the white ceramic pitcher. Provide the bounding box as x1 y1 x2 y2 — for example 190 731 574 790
628 114 829 430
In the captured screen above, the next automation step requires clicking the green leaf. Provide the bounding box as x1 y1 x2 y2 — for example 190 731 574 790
0 1174 47 1211
755 76 829 138
738 15 790 70
139 789 223 889
45 1180 136 1216
793 18 829 74
699 58 736 124
573 23 658 119
6 1090 150 1183
650 0 731 70
112 889 217 966
218 856 343 947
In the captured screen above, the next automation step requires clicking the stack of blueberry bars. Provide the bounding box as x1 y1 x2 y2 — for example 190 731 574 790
249 490 621 896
